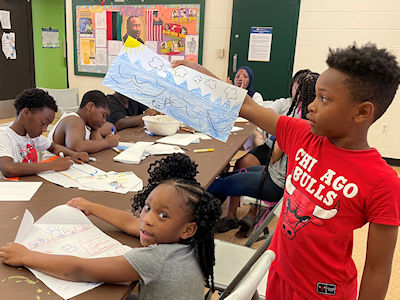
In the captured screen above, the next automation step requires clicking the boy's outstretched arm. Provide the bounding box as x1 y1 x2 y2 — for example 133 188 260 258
358 223 398 300
0 243 140 283
67 197 140 237
171 60 280 136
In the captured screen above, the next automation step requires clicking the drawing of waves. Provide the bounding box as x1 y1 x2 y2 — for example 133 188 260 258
102 53 240 142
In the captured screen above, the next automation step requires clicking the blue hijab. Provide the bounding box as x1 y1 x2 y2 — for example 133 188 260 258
237 66 255 97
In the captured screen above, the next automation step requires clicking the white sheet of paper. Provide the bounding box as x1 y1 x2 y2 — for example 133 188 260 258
95 29 107 48
0 10 11 29
108 40 123 56
0 182 42 201
76 171 143 194
38 163 106 189
14 205 132 299
95 47 107 66
231 126 244 132
145 143 184 155
113 142 154 164
236 117 249 123
95 12 106 29
2 32 16 59
156 134 200 146
194 132 212 140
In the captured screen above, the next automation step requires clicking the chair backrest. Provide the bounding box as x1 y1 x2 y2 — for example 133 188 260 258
38 88 80 109
224 249 275 300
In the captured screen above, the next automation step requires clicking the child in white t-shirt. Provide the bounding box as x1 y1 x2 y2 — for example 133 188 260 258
0 88 89 178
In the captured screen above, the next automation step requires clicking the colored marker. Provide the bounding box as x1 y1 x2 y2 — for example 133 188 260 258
111 127 115 135
181 127 195 134
59 152 64 158
193 148 214 153
145 130 155 136
89 157 97 162
112 147 122 153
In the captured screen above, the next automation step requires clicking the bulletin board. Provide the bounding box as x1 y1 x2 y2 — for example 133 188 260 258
72 0 205 77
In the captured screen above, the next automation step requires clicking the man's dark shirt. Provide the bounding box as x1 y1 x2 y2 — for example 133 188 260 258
106 94 148 125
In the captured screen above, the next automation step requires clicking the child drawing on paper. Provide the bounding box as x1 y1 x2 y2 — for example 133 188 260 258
0 88 89 178
0 154 221 299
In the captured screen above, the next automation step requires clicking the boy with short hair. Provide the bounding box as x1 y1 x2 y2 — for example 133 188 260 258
0 88 89 178
173 43 400 299
49 90 119 154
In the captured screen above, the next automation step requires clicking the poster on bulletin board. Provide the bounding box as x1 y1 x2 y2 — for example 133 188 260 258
72 0 204 77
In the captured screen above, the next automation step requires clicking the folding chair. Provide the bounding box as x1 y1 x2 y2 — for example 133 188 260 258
212 234 275 300
39 87 80 114
243 197 283 247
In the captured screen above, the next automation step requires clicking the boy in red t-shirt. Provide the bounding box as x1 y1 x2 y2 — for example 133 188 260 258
172 43 400 299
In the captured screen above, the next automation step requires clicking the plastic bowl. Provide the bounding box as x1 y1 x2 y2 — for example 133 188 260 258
142 115 181 136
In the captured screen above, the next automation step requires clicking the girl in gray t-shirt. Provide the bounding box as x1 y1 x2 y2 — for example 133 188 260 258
0 153 221 300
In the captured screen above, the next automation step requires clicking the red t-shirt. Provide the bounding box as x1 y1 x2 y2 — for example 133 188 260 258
269 116 400 299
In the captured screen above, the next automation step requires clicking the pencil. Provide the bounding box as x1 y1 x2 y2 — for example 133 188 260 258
193 148 214 153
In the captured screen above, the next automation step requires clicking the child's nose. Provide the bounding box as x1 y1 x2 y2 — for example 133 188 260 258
308 99 316 112
143 211 154 225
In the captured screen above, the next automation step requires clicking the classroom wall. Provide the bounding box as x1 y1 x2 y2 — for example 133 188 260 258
293 0 400 158
32 0 68 88
64 0 233 97
65 0 400 158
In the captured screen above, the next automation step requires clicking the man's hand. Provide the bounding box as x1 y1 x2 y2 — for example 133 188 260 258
0 243 31 267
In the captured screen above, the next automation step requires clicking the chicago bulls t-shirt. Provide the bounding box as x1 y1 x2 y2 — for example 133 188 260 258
0 126 51 177
269 116 400 299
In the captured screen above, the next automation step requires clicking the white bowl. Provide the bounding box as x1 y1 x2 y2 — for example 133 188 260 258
142 115 180 136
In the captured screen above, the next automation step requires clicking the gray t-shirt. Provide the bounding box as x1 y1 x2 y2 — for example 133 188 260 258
123 243 204 300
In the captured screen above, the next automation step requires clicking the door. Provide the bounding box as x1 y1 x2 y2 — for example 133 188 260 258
228 0 300 100
0 0 35 100
32 0 68 88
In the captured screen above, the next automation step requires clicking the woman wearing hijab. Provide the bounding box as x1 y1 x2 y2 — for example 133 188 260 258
228 66 263 104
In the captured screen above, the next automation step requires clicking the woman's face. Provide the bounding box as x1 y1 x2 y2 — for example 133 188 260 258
234 69 250 89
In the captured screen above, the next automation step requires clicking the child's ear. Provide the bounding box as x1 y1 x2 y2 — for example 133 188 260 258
355 101 374 123
180 222 197 240
86 102 95 111
21 107 30 118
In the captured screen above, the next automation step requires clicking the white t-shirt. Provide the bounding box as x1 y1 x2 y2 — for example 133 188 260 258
0 126 51 177
48 112 91 142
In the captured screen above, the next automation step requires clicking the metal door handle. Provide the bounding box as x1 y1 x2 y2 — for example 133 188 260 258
233 54 238 73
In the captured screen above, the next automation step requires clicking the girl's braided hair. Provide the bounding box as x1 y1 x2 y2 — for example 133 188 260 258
131 153 222 291
287 71 320 118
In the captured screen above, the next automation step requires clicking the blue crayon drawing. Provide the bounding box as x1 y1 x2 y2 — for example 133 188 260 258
103 37 247 142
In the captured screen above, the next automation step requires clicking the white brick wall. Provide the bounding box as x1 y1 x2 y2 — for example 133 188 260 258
65 0 400 158
294 1 400 158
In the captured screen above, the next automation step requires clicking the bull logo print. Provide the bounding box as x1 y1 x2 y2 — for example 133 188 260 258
282 175 338 239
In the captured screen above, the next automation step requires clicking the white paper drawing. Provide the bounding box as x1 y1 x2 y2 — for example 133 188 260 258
14 205 131 299
38 163 142 193
95 12 107 29
95 29 107 48
2 32 16 59
102 37 247 142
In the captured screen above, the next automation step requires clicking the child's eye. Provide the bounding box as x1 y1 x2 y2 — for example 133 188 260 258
159 212 168 219
318 96 328 103
143 204 151 212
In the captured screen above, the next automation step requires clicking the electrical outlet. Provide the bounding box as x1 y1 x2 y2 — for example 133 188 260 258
382 123 389 134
